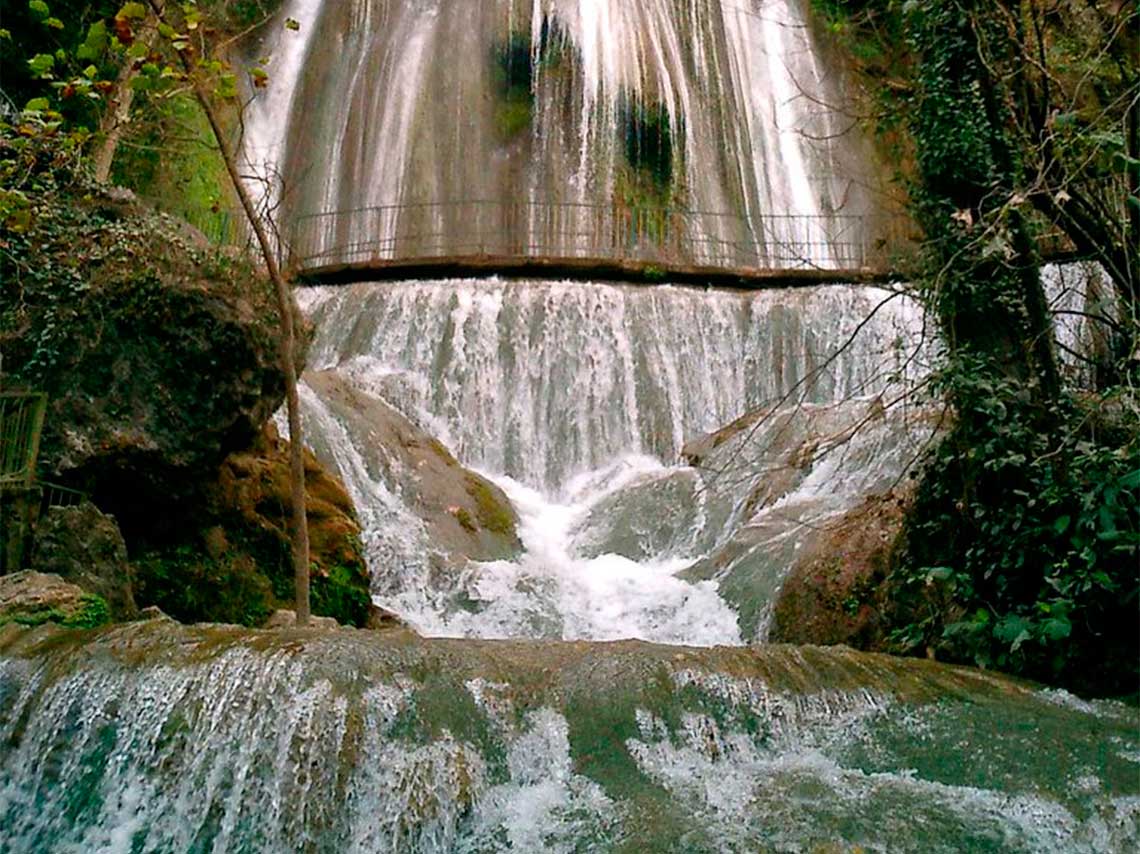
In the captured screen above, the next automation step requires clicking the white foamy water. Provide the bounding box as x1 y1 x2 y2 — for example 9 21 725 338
406 467 741 645
292 278 931 646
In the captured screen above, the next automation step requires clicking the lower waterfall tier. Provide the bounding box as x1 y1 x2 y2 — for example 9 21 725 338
1 622 1136 853
296 279 931 645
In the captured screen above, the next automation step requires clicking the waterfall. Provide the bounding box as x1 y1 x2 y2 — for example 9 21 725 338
1 624 1137 852
3 4 1139 851
291 280 931 644
243 0 888 267
232 0 928 645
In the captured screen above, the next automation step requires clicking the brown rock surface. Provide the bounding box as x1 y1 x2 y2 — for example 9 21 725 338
769 491 909 648
0 571 101 626
304 370 523 566
30 502 137 619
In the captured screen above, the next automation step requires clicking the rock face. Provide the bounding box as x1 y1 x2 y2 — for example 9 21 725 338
303 370 523 566
28 502 136 619
2 179 371 629
769 492 908 648
0 571 109 628
132 424 374 628
676 400 938 642
0 182 295 544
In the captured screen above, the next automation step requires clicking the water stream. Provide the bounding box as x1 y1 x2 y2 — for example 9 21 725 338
2 2 1134 850
294 279 931 645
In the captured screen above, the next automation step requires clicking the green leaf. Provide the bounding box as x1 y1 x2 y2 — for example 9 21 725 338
1098 505 1117 537
76 21 108 60
1042 616 1072 641
27 53 55 77
1053 515 1071 535
44 16 64 28
28 1 50 20
994 614 1033 646
215 73 238 99
24 97 51 112
117 2 147 20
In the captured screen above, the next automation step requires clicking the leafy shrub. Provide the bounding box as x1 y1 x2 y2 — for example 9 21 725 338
894 362 1139 695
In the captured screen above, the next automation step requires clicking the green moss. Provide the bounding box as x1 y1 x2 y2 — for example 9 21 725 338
310 563 371 627
425 438 458 466
562 665 724 851
133 546 276 628
618 97 678 191
494 94 534 140
453 507 477 534
0 593 111 630
388 663 509 782
463 474 517 538
491 32 536 142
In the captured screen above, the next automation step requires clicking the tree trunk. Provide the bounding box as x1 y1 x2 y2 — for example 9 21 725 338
150 2 311 625
94 5 164 183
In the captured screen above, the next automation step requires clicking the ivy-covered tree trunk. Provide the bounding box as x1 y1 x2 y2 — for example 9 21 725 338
908 0 1059 404
896 0 1138 695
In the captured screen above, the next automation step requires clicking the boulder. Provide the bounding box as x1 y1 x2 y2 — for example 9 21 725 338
30 501 136 619
366 602 408 631
303 371 523 566
137 605 173 622
0 571 109 629
0 184 301 545
677 400 938 642
132 424 374 629
266 609 340 630
768 492 908 648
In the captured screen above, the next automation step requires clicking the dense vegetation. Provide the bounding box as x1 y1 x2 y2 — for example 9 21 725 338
815 0 1138 696
2 1 368 629
1 1 282 234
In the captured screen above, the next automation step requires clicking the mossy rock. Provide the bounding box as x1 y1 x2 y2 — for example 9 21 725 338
303 370 524 570
0 572 111 630
132 424 372 629
769 491 909 649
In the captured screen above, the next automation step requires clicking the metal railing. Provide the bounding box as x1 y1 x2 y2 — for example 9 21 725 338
1 392 47 490
287 200 917 275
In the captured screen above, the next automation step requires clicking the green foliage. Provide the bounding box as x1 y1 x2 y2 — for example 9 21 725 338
491 32 535 141
109 92 239 243
0 593 112 630
878 0 1140 696
310 563 371 628
1 0 293 225
133 545 276 627
894 365 1138 692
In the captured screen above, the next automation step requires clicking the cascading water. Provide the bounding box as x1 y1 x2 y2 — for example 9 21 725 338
242 0 889 264
236 0 928 645
292 279 930 644
2 625 1138 852
3 4 1139 851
